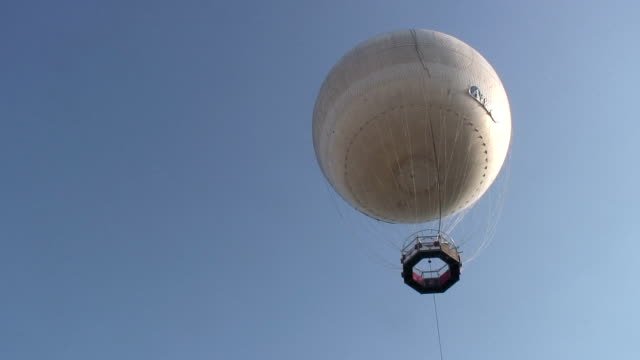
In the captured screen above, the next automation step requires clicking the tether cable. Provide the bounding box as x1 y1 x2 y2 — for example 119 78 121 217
429 260 444 360
432 294 444 360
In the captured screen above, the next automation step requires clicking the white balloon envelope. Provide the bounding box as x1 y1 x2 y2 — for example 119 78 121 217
313 29 511 224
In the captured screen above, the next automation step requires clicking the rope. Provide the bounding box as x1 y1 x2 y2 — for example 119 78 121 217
432 294 444 360
427 117 443 233
427 259 445 360
412 27 443 235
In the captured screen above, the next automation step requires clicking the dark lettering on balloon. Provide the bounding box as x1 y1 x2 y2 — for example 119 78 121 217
468 86 496 122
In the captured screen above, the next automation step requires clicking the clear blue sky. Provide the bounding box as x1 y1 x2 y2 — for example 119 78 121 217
1 1 639 359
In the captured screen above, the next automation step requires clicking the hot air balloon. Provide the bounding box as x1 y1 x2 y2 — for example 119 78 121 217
313 29 511 293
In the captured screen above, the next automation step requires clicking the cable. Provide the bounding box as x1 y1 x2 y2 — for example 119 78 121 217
413 29 443 235
427 117 443 234
427 259 444 360
432 294 444 360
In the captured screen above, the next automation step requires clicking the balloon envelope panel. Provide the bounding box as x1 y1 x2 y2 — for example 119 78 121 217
313 29 511 223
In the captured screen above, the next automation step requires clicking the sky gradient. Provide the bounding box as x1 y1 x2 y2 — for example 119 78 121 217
2 1 639 359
